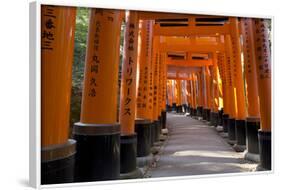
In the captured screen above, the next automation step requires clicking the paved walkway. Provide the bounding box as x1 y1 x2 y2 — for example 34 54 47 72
148 113 257 178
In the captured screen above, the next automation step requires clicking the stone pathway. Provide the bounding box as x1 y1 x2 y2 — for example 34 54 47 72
147 113 257 178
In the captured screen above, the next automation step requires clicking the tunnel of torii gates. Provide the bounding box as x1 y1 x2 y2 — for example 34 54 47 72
41 6 271 184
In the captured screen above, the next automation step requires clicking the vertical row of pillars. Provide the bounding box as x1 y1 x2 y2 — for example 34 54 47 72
169 18 271 171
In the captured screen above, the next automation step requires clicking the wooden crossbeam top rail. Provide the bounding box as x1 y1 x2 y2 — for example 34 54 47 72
160 36 218 45
138 11 190 20
138 11 229 20
168 52 213 59
167 66 202 75
159 43 224 53
167 59 213 67
191 53 209 58
167 76 193 80
153 24 230 36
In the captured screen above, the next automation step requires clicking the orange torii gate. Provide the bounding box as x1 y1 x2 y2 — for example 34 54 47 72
154 18 242 140
166 53 222 121
154 16 271 170
131 14 272 173
158 34 226 121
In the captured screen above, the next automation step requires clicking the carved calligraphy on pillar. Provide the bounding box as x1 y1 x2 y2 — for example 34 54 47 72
123 21 137 116
42 6 56 50
254 19 271 80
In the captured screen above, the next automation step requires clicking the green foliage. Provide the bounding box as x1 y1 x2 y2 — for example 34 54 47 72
70 7 89 126
72 7 89 89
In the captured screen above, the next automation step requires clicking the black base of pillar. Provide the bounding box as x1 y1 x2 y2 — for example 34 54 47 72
235 119 246 146
210 112 219 127
233 120 246 152
176 105 183 113
73 123 120 182
244 117 260 162
172 103 177 112
135 119 152 157
41 139 76 185
210 112 214 125
183 104 188 113
227 118 236 144
161 111 167 129
218 109 224 126
246 117 260 155
193 107 197 117
158 116 162 135
206 109 211 122
222 114 229 132
153 120 161 142
180 105 183 113
187 105 191 114
150 121 155 146
244 152 260 163
120 134 141 179
203 108 207 120
190 107 195 116
158 116 162 133
258 130 271 170
196 106 203 118
166 104 171 112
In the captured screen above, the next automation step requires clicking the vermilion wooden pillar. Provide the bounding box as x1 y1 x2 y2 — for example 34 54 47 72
181 80 188 113
190 74 196 117
170 80 176 111
218 52 230 132
157 53 164 131
176 79 183 113
118 11 142 178
241 18 261 161
167 80 173 109
210 54 220 126
73 9 122 182
136 20 147 119
193 73 199 117
160 53 167 129
225 34 238 144
196 71 204 118
135 20 154 157
204 66 212 121
186 79 192 114
152 35 161 142
230 18 248 150
253 18 272 170
202 67 208 120
41 5 76 184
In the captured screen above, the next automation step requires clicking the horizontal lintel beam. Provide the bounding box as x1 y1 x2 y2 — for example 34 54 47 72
167 77 192 80
167 59 212 67
138 12 228 20
153 24 230 36
159 43 224 52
